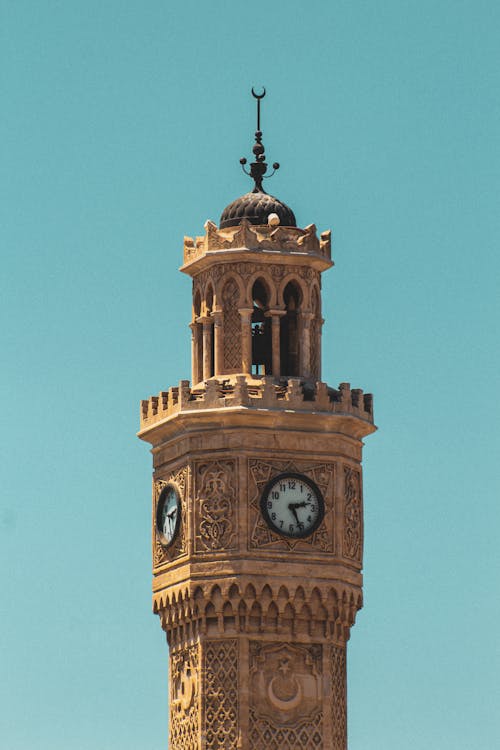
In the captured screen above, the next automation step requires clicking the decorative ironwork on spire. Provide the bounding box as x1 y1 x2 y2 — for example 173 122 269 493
240 87 280 193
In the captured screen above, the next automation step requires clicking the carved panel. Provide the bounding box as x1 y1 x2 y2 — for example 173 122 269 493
222 279 242 371
248 459 334 552
330 645 347 750
203 640 239 749
195 459 237 552
343 466 362 562
170 644 200 750
153 465 188 568
249 642 323 749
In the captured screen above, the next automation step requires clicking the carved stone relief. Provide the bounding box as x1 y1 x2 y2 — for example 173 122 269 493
170 644 199 750
330 645 347 750
153 465 188 568
249 642 323 749
222 279 242 371
203 640 239 749
248 459 334 552
343 466 362 562
195 459 237 553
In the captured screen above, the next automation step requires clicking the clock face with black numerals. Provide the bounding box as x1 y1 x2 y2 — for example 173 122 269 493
260 473 324 539
156 484 181 547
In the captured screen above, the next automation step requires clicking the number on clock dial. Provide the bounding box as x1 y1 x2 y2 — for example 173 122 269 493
262 474 323 538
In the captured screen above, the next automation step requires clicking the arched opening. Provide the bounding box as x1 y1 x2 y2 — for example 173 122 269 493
251 279 272 375
205 286 215 378
280 281 301 376
193 289 203 383
310 285 321 379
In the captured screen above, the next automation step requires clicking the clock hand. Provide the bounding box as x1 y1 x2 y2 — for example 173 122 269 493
288 504 299 524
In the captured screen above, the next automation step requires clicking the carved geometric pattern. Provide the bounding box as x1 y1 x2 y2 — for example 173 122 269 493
152 465 188 568
249 642 323 749
169 644 200 750
195 459 237 552
330 645 347 750
222 278 242 371
343 466 362 562
248 459 334 552
204 640 239 749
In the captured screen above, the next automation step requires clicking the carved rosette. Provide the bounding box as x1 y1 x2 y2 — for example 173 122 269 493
152 466 188 568
170 644 200 750
195 459 237 553
203 640 239 749
330 645 347 750
249 459 334 552
343 466 362 563
249 642 323 749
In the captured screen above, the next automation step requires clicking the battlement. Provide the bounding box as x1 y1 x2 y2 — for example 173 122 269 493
140 376 374 431
183 219 331 266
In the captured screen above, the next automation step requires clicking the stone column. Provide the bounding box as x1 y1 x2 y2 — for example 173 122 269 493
239 308 253 374
199 316 213 381
212 309 223 376
300 312 313 378
189 322 200 385
266 309 286 379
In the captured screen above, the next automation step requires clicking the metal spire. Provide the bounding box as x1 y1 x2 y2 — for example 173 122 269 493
240 87 280 193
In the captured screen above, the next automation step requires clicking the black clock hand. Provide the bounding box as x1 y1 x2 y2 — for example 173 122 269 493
288 504 299 523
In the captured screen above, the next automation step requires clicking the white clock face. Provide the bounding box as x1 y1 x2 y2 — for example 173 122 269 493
157 485 180 546
261 473 324 539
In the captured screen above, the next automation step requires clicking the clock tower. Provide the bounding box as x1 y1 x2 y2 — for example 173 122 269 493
138 90 376 750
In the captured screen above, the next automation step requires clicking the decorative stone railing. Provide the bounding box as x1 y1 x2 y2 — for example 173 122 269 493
183 219 331 265
140 377 373 430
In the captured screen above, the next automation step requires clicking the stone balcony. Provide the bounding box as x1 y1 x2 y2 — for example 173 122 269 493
139 376 374 432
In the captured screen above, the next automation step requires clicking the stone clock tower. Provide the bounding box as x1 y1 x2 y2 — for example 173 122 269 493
138 91 376 750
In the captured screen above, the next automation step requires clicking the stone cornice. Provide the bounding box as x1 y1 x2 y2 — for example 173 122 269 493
181 219 333 276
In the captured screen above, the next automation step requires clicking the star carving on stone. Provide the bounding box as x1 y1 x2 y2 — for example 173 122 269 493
278 657 292 677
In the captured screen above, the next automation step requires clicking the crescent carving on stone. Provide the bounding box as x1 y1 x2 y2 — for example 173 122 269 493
267 676 302 711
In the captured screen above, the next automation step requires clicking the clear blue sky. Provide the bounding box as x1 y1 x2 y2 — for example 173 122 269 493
1 2 499 748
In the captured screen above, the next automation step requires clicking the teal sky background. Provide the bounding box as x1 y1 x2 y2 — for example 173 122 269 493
1 1 499 748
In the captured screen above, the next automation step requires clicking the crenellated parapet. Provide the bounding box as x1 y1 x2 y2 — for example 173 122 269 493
183 219 331 268
140 377 374 431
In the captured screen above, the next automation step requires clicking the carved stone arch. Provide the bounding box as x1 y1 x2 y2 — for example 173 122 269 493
279 275 306 377
277 273 308 308
193 286 202 321
260 583 273 604
204 281 215 316
228 582 240 600
215 270 245 304
244 582 257 601
245 269 277 308
249 275 274 375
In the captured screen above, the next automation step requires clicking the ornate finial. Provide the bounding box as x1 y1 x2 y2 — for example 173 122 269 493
240 87 280 193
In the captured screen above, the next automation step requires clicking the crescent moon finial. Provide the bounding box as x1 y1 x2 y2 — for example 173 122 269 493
251 86 266 100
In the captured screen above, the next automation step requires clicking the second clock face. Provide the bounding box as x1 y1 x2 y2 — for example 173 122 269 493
260 473 324 539
156 484 181 547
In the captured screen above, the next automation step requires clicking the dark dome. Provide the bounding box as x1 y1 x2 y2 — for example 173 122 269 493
219 190 296 229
